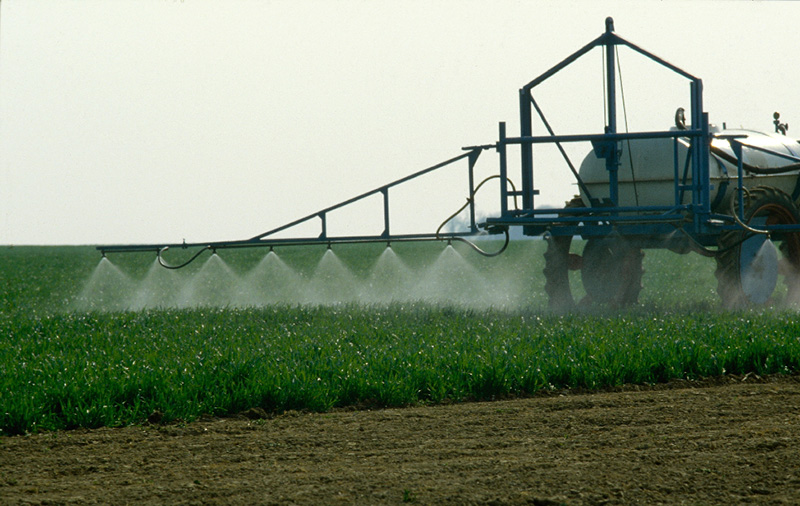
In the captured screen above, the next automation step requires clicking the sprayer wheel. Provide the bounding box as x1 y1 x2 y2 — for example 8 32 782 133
543 233 576 311
715 186 800 309
542 196 586 311
580 237 644 307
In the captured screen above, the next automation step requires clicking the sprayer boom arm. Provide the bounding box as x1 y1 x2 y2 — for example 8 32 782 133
97 147 500 260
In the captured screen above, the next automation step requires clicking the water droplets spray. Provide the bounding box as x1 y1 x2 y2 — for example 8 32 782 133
177 253 240 307
130 258 185 310
740 236 779 304
238 250 306 306
304 249 360 305
361 247 415 304
416 245 486 306
75 257 135 311
77 241 537 311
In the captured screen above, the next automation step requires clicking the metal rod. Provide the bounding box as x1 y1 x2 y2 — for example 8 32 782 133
673 138 680 206
699 111 711 215
502 129 703 145
519 89 534 210
97 232 492 255
522 17 698 96
486 213 687 225
501 203 692 215
382 188 390 238
521 31 613 92
615 37 699 81
679 142 693 204
498 122 508 217
249 150 476 241
530 95 594 202
467 150 480 233
319 212 327 239
605 29 619 207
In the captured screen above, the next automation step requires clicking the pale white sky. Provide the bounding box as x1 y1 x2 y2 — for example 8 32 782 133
2 0 800 245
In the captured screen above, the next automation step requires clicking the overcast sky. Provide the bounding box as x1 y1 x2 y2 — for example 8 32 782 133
2 0 800 245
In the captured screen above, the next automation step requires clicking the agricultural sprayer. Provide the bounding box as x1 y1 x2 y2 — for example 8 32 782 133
98 18 800 310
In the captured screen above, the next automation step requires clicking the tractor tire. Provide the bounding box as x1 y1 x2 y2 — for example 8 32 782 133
715 186 800 309
543 233 575 311
543 197 645 310
580 237 644 307
543 196 583 311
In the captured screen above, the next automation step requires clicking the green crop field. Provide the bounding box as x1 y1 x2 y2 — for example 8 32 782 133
2 242 799 436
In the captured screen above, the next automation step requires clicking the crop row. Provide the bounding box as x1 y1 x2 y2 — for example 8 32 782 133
2 244 797 435
3 304 800 435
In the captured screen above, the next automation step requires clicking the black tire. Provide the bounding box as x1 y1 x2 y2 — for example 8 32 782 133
543 196 583 311
543 233 575 311
542 197 644 310
715 186 800 309
580 237 644 307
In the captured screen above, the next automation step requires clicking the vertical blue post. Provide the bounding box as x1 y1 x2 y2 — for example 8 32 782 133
673 138 680 206
468 150 480 233
689 82 699 230
689 80 709 231
691 81 700 207
319 212 327 239
699 111 711 215
519 89 534 210
381 188 390 238
498 122 509 217
604 18 619 206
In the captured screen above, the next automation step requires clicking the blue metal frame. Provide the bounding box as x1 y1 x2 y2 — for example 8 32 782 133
98 17 800 262
487 17 800 248
486 17 713 245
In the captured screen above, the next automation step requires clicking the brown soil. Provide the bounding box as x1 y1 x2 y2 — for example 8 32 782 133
3 375 800 505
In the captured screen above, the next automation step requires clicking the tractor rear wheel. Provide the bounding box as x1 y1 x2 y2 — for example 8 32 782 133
580 237 644 307
543 233 576 311
542 196 644 310
715 186 800 309
543 196 584 311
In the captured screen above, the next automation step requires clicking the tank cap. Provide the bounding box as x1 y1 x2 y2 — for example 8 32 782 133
605 17 614 32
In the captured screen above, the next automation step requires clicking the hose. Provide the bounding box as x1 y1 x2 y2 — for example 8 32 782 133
731 209 771 236
435 175 518 257
672 224 757 257
436 175 520 237
710 145 800 175
671 187 766 258
157 245 212 269
447 229 510 257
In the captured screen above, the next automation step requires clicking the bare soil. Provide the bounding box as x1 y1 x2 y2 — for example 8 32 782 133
3 374 800 505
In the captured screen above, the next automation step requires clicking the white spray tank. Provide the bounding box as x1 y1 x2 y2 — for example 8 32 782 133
577 114 800 211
